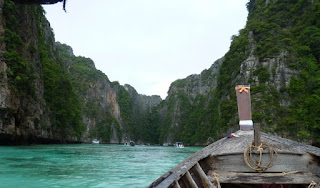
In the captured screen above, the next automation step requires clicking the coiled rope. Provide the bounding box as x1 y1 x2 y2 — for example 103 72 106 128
244 141 278 172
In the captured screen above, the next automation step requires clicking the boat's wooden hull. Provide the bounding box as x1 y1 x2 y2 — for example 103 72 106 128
149 132 320 188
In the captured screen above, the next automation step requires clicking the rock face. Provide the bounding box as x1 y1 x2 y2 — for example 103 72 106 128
157 32 299 145
124 84 162 113
167 58 223 100
158 0 320 145
0 1 162 144
56 43 162 144
158 58 223 145
0 2 56 144
238 32 297 92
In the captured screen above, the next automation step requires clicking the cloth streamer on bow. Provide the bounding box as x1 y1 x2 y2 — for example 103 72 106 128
236 86 250 93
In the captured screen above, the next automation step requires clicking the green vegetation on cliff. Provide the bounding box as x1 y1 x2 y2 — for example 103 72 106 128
35 8 84 138
215 0 320 144
2 1 85 141
157 0 320 146
3 0 319 145
3 1 36 97
55 43 116 142
55 43 162 144
246 0 320 144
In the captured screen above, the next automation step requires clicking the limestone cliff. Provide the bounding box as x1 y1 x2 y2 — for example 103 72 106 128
167 58 223 100
0 0 162 144
0 1 71 144
159 0 320 146
1 0 319 146
158 58 223 144
56 43 162 143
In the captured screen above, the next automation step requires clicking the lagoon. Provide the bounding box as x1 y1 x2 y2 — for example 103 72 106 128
0 144 202 188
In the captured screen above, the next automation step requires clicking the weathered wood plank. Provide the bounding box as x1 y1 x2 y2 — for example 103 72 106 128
211 153 313 172
261 133 320 156
194 163 214 188
172 180 181 188
207 171 320 184
185 171 198 188
150 131 320 188
210 133 308 156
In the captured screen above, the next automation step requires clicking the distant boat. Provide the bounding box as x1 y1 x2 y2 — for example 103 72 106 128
174 142 184 148
92 139 99 144
129 141 135 146
124 140 135 146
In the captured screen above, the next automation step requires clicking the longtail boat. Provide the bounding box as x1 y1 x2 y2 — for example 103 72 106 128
149 85 320 188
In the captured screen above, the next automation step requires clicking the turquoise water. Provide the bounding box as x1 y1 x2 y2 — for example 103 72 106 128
0 144 202 188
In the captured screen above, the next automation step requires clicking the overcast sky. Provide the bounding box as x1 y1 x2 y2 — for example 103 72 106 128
44 0 248 99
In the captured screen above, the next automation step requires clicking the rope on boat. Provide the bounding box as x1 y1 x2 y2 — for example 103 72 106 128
308 181 317 188
212 172 221 188
259 171 300 177
243 141 278 172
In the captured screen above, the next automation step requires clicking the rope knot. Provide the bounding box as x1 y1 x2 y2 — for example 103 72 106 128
256 143 264 152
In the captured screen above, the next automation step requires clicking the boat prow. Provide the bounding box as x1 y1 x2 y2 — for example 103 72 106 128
149 131 320 187
149 86 320 187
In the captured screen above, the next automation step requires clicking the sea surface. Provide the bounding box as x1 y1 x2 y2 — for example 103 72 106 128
0 144 202 188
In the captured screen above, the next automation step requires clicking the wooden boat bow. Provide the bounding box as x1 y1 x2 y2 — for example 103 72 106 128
149 131 320 188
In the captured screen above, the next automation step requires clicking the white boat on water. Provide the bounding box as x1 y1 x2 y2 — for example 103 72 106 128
92 139 100 144
174 142 184 148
